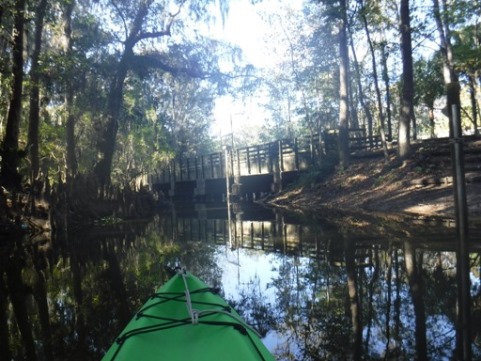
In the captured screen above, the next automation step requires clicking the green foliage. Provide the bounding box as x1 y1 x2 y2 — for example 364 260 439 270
452 25 481 76
413 54 444 108
2 0 481 187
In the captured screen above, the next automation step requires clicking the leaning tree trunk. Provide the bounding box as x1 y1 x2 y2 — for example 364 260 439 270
91 1 191 188
338 0 350 170
360 0 389 161
1 0 26 190
398 0 414 158
348 26 374 147
93 2 151 187
93 55 130 188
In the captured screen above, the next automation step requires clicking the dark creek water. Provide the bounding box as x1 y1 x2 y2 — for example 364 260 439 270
1 203 481 360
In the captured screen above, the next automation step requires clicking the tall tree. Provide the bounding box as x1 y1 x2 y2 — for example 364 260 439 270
348 28 374 147
398 0 414 158
93 0 163 187
92 1 228 187
379 40 393 141
338 0 350 169
64 0 78 180
432 0 461 137
358 0 389 161
27 0 49 184
452 25 481 134
433 2 475 358
1 0 26 190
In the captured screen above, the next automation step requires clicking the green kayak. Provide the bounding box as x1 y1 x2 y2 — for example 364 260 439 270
102 268 276 360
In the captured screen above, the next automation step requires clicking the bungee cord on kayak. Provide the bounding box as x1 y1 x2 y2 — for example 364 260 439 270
102 268 275 361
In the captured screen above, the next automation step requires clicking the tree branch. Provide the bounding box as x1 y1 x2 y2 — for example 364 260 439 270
133 1 186 43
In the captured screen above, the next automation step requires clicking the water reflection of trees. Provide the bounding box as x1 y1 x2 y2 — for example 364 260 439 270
2 206 481 360
0 221 184 360
257 244 481 361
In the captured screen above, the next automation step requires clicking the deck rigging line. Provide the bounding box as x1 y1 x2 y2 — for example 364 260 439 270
108 269 268 361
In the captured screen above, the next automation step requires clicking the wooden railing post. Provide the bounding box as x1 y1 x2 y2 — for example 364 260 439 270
219 151 224 178
293 137 299 170
279 139 284 172
230 147 234 178
177 158 182 181
257 145 262 173
210 153 214 178
195 156 199 180
237 149 241 176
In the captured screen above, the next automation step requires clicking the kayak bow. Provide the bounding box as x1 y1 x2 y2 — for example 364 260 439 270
102 268 275 360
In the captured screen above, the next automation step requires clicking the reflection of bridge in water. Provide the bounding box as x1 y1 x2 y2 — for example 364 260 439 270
160 206 321 257
157 205 481 262
148 129 382 201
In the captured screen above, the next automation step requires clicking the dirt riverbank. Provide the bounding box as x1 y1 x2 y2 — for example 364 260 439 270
266 141 481 222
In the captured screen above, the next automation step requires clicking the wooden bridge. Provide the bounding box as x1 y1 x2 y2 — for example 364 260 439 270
147 129 382 201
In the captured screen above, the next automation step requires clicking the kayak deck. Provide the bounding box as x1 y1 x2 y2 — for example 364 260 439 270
102 268 275 361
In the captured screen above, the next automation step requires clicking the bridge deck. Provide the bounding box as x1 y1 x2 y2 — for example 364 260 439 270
148 129 382 200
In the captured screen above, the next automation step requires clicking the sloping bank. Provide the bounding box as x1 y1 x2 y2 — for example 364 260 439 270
265 150 481 223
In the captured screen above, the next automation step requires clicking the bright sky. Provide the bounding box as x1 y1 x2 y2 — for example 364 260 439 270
210 0 271 138
210 0 304 140
216 0 272 68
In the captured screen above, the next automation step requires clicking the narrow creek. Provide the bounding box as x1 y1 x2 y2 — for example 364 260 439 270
1 203 481 360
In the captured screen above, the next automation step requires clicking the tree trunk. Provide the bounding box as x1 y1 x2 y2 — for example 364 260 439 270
93 3 150 187
338 0 350 169
433 2 470 359
398 0 414 158
27 0 48 184
468 74 478 134
428 105 436 138
432 0 462 137
349 79 359 129
0 272 12 361
360 0 389 161
64 0 78 180
349 27 374 147
1 0 26 190
93 57 130 187
380 41 393 141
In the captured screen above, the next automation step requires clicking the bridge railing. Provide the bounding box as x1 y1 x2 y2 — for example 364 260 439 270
151 129 382 185
236 142 277 176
